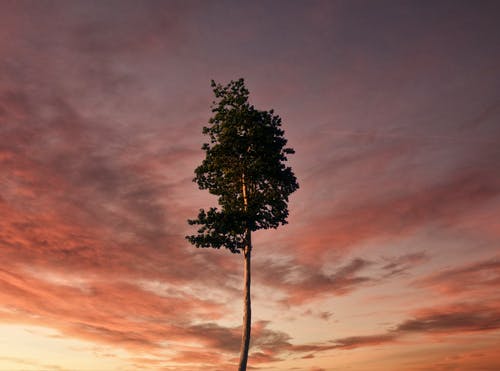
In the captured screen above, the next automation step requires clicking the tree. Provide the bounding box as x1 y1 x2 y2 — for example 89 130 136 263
186 78 298 371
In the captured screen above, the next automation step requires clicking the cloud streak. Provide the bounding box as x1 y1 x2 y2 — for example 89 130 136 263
271 301 500 359
415 258 500 296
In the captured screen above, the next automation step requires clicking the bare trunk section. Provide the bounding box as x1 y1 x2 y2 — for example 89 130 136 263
238 173 252 371
238 239 252 371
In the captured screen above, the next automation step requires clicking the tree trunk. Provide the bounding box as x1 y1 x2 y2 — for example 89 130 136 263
238 172 252 371
238 233 252 371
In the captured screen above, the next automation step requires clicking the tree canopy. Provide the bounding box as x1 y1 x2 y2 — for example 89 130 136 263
186 78 298 253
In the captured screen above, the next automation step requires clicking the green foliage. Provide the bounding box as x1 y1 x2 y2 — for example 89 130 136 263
186 78 299 253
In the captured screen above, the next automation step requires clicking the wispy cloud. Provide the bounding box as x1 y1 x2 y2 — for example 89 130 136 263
287 166 500 261
255 257 373 305
282 301 500 359
414 258 500 296
380 251 430 278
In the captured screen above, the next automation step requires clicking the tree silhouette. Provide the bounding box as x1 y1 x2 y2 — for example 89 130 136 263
186 78 298 371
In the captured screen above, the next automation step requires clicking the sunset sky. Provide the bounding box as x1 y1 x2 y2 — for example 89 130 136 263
1 1 500 370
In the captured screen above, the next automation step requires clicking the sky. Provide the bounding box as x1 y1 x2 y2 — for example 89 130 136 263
1 0 500 370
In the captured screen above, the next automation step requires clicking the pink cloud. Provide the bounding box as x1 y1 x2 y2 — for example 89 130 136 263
415 257 500 297
286 166 500 264
254 257 373 305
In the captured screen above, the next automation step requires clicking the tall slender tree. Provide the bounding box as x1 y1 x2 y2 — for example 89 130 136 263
187 78 298 371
